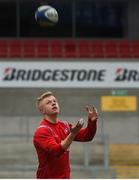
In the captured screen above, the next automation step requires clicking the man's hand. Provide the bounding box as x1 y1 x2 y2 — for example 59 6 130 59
71 118 84 135
61 118 84 150
86 106 98 122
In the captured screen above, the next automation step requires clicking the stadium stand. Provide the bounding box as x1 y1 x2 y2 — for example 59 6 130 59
0 40 8 58
22 40 37 58
91 40 105 58
104 40 119 58
109 144 139 178
131 40 139 58
118 40 132 58
8 40 22 58
109 144 139 166
0 39 139 59
50 40 64 58
78 40 91 58
36 40 49 58
111 166 139 179
64 40 78 58
0 134 115 178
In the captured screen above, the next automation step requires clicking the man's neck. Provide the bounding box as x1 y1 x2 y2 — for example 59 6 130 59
44 114 57 124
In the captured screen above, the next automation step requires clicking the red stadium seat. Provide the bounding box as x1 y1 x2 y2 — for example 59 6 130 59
118 41 131 58
131 41 139 58
0 40 8 58
91 41 104 58
36 40 49 58
64 40 77 58
50 40 64 58
104 41 119 58
2 39 138 59
22 40 36 58
78 40 91 58
9 40 22 58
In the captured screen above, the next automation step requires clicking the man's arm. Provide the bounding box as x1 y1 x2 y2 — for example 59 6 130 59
74 106 98 142
61 119 84 150
34 119 84 155
33 127 65 156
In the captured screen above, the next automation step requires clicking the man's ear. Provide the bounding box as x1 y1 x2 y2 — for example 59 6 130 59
39 107 44 114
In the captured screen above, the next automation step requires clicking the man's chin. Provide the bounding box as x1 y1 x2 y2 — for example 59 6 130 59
52 111 59 115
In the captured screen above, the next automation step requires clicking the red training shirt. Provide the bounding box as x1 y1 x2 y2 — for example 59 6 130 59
33 118 97 179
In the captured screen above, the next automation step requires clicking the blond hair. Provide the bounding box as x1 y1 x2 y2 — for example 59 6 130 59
36 91 53 107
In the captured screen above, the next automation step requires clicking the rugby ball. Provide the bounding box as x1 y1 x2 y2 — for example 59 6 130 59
35 5 59 26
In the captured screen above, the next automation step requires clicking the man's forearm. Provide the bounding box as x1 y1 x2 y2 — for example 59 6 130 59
61 133 76 150
61 118 84 150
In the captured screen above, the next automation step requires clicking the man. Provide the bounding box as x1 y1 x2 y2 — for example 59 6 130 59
33 91 98 179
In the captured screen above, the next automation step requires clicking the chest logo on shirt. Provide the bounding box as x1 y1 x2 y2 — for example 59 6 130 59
64 128 69 134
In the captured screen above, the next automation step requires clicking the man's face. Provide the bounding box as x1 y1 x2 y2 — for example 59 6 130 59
39 95 60 115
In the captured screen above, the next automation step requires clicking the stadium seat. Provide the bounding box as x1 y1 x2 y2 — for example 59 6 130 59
22 40 36 58
78 40 91 58
118 41 131 58
0 40 8 58
112 165 139 179
104 41 119 58
36 40 49 58
110 144 139 166
8 40 22 58
64 40 77 58
131 41 139 58
50 40 64 58
91 41 104 58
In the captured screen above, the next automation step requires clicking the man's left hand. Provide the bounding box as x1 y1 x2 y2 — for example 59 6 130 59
86 106 98 122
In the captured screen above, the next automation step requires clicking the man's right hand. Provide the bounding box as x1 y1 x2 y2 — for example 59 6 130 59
61 118 84 151
71 118 84 135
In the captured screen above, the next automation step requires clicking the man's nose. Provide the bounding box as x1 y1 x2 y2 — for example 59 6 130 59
52 102 56 106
